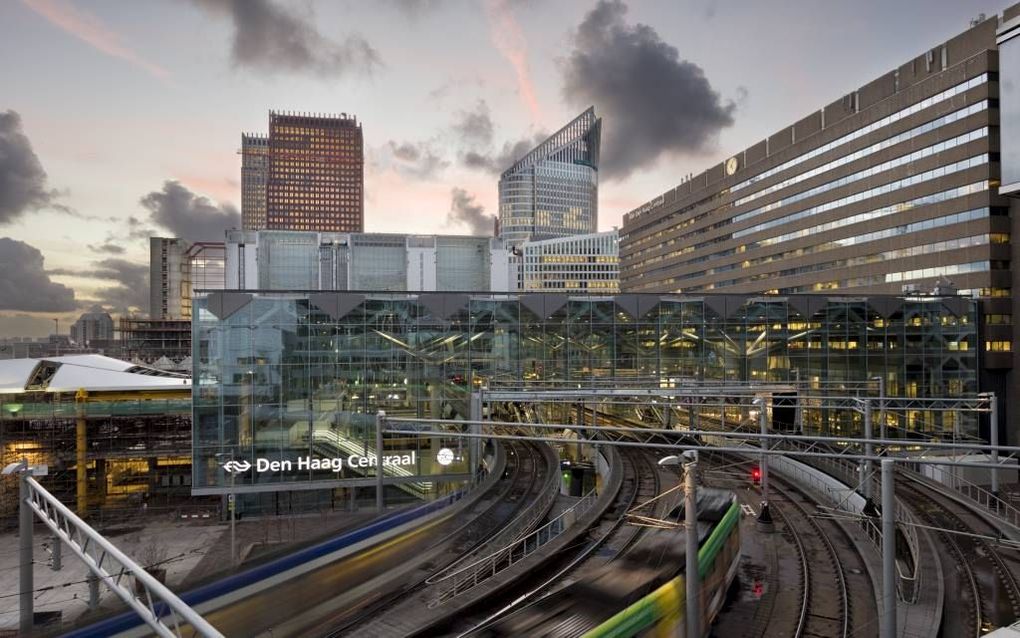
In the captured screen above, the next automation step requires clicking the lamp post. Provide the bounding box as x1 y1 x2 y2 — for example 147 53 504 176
660 451 700 638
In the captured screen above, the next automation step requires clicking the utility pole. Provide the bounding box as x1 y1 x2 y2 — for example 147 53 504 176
753 397 771 525
881 459 897 638
376 410 385 512
684 450 700 638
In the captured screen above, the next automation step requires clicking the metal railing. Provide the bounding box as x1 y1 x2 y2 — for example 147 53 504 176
895 458 1020 532
22 474 222 637
426 489 599 607
776 441 920 603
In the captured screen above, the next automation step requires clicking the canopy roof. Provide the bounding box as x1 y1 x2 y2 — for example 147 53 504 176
0 354 191 394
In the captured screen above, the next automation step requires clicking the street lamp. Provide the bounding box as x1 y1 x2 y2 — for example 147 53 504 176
659 450 699 638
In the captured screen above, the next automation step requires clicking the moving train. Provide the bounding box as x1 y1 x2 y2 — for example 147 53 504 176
470 489 741 637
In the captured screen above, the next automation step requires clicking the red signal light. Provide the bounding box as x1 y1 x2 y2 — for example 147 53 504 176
751 466 762 485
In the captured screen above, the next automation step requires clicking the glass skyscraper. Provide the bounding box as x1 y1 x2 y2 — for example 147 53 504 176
498 107 601 247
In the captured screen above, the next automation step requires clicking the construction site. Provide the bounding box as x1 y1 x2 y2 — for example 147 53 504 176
0 355 203 525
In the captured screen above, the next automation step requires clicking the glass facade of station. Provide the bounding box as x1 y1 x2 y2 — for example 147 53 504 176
193 292 978 493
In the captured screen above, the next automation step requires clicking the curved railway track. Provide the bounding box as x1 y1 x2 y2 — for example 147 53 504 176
320 440 555 638
898 476 1020 637
768 476 851 638
438 448 668 638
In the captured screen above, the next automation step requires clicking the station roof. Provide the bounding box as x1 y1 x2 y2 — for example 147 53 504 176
0 354 191 394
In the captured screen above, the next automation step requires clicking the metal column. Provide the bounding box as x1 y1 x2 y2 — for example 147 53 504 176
863 401 873 501
470 393 483 484
990 394 1000 497
881 459 897 638
754 398 771 524
684 451 700 638
76 410 87 515
19 465 33 636
376 410 385 512
228 474 236 567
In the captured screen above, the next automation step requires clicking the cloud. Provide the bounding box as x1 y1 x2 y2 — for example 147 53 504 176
562 0 737 179
485 0 541 121
193 0 381 77
0 110 66 225
447 188 495 236
388 0 445 19
0 238 76 312
452 100 494 147
461 130 547 175
386 141 449 179
88 242 126 255
20 0 171 80
83 258 148 313
138 180 240 241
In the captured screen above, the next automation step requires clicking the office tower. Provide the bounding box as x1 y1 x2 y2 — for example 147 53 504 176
266 111 364 233
241 133 269 230
149 238 226 320
498 107 601 247
521 230 619 292
619 12 1020 437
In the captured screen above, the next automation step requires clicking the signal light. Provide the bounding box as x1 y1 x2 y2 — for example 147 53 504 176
751 466 762 486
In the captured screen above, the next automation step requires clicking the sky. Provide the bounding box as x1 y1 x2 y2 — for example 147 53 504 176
0 0 1006 337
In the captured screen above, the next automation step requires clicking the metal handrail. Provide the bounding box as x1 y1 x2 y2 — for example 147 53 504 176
776 441 921 603
894 458 1020 532
427 489 599 607
24 476 223 638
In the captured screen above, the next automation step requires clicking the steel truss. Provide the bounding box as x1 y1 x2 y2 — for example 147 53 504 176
3 462 223 638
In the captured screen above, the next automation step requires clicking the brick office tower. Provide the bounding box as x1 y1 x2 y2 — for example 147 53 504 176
267 112 364 232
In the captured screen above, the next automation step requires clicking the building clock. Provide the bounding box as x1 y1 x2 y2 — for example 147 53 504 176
725 156 738 176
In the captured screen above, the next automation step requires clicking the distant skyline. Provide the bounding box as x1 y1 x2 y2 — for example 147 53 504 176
0 0 1004 336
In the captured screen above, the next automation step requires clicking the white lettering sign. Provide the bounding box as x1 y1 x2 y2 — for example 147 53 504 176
248 452 417 474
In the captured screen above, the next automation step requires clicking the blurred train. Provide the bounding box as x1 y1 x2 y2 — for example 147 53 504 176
468 489 741 638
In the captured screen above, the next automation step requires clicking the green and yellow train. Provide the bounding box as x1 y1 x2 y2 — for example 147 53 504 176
475 490 742 637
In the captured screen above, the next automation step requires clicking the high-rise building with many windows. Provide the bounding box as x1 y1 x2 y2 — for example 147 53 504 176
265 111 364 233
240 133 268 230
521 230 620 292
619 10 1020 439
498 107 601 247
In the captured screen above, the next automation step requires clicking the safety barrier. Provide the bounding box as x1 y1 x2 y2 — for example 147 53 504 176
427 489 599 607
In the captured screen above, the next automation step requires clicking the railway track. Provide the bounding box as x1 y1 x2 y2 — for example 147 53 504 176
768 476 851 638
433 448 668 637
898 476 1020 637
319 440 556 637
